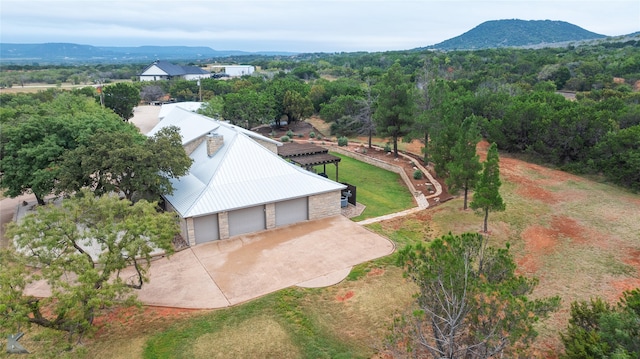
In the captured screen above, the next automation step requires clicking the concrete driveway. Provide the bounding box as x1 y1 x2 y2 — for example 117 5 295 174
128 215 394 308
13 106 395 308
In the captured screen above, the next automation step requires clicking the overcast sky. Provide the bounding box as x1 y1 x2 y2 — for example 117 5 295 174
1 0 638 53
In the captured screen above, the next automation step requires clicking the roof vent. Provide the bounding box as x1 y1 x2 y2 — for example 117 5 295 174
206 132 224 157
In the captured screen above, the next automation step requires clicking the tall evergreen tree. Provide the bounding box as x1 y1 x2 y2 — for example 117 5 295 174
446 116 482 210
373 62 416 158
470 142 505 232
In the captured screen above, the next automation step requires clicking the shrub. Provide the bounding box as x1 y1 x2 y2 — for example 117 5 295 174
280 135 290 142
413 169 423 179
330 115 361 137
286 130 294 137
297 133 304 138
309 131 316 138
384 143 391 153
338 136 349 146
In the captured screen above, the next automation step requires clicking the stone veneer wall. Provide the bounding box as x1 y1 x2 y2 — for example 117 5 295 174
185 218 196 246
265 203 276 229
218 212 230 240
308 191 342 220
183 136 206 155
164 200 191 245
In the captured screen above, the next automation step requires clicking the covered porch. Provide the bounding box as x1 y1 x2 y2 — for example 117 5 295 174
278 142 342 181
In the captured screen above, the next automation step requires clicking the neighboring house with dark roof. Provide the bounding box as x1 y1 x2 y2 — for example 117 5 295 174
139 60 211 81
147 105 346 245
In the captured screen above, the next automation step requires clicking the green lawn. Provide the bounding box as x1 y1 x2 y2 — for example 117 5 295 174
314 152 415 221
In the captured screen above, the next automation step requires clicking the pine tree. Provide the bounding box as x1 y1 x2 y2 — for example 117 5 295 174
373 61 416 158
446 116 482 210
470 142 505 232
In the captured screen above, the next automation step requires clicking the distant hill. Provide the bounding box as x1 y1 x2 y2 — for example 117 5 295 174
0 43 296 64
426 19 607 51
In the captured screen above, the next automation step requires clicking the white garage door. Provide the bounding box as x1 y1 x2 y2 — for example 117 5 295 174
193 214 219 244
228 205 266 237
275 198 308 227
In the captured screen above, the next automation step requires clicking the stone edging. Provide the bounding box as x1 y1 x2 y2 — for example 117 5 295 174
323 143 443 200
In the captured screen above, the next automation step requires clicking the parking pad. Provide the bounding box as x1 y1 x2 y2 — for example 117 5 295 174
136 215 394 308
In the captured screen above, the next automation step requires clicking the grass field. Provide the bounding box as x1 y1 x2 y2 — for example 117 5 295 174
314 152 415 221
14 148 640 358
0 81 131 94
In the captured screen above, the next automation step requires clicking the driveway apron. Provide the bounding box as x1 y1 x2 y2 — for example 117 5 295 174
135 215 394 308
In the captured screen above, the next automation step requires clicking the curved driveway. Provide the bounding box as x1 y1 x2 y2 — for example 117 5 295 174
91 216 394 309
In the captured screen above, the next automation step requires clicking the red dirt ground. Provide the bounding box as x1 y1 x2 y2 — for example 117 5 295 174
91 126 638 357
336 290 355 302
475 140 640 356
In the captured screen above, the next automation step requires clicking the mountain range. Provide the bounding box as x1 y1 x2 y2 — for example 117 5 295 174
0 19 634 64
0 43 295 64
426 19 607 50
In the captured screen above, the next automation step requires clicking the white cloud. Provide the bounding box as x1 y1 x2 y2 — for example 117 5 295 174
1 0 638 52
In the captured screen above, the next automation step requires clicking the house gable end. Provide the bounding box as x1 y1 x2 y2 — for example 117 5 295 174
140 64 169 77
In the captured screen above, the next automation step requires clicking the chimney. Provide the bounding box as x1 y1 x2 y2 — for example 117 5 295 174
206 132 224 157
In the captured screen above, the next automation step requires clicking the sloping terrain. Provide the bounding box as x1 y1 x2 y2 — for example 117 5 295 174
426 19 606 50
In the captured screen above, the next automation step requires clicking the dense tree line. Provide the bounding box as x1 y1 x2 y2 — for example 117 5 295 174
4 38 639 193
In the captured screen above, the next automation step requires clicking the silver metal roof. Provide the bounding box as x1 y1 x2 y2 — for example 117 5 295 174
158 102 203 120
151 106 345 218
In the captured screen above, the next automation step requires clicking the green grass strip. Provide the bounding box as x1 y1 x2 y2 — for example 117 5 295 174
315 152 415 220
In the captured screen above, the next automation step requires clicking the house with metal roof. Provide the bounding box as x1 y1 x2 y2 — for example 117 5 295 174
147 106 346 245
139 60 211 82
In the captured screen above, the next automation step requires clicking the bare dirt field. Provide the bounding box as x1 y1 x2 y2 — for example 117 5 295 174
377 140 640 354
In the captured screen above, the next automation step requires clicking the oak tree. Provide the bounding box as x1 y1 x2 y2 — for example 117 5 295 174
57 126 192 202
1 191 178 343
102 82 140 120
0 94 134 205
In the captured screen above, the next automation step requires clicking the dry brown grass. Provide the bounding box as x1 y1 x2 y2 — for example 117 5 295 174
191 316 300 359
306 266 417 352
305 116 332 138
0 83 88 94
371 144 640 355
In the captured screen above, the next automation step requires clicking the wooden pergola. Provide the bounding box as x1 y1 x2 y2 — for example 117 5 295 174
278 142 341 181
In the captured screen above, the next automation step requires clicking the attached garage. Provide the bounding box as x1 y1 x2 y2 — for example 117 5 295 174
275 197 308 227
152 106 346 246
193 214 219 244
228 206 266 237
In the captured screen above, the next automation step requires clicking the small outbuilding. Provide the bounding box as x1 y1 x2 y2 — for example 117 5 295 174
209 65 255 77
